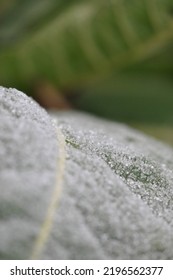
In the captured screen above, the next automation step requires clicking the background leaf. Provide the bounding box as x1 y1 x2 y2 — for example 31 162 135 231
0 0 173 90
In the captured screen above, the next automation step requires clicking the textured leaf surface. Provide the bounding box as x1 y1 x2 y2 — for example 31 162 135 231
1 87 173 259
0 0 173 89
0 87 58 259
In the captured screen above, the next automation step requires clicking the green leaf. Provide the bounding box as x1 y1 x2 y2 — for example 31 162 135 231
0 0 76 48
0 0 173 89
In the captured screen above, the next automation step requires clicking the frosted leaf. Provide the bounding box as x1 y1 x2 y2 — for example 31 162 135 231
48 111 173 259
53 112 173 223
1 86 173 260
0 87 58 259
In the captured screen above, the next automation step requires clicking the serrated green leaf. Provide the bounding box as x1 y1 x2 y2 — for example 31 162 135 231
0 0 173 90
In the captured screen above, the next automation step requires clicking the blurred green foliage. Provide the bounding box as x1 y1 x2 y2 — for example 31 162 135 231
0 0 173 142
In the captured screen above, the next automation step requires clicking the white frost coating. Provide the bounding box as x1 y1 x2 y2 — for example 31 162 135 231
48 111 173 259
1 86 173 260
0 87 58 259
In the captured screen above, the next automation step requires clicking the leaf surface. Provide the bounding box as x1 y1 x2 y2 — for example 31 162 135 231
1 86 173 259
